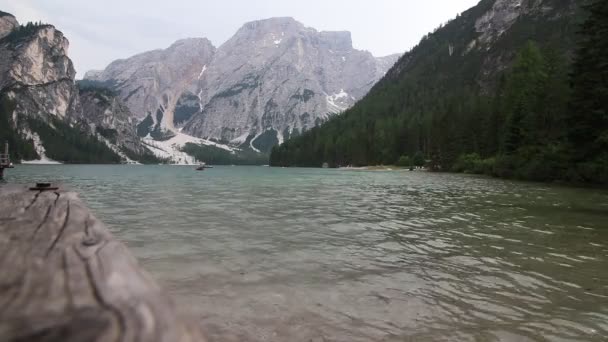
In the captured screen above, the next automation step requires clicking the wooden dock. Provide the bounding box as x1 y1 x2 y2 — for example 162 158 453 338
0 184 206 341
0 141 13 179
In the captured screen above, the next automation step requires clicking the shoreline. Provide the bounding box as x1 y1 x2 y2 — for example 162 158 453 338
338 165 426 172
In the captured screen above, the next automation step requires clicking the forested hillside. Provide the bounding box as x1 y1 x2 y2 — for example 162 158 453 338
0 95 38 161
0 12 160 165
271 0 607 184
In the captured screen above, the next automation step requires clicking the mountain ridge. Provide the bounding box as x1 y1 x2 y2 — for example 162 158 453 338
85 17 401 152
0 14 157 164
270 0 604 184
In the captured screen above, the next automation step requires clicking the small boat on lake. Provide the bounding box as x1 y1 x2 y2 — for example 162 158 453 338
195 162 213 171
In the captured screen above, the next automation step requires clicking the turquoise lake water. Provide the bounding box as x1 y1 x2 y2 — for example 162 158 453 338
3 165 608 341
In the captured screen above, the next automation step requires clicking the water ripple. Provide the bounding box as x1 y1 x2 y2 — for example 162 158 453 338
5 165 608 341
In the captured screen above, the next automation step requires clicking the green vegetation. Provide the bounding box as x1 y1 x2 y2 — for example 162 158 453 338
271 1 607 185
138 109 175 141
566 0 608 184
149 127 175 141
95 127 118 143
182 143 268 165
76 79 124 93
137 113 154 137
173 105 198 126
413 152 425 168
1 21 50 43
252 130 279 153
174 94 200 125
27 117 121 164
0 95 38 162
396 155 411 168
76 80 119 98
451 153 495 175
121 147 168 165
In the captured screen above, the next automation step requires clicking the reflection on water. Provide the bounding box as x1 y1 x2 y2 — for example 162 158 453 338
6 165 608 341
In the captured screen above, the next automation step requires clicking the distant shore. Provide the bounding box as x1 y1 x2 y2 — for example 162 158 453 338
338 165 426 172
21 158 62 165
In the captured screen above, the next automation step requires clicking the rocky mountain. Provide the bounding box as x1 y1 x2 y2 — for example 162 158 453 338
86 18 400 152
0 11 18 39
0 11 151 164
271 0 584 178
83 38 216 138
77 86 154 161
0 16 79 121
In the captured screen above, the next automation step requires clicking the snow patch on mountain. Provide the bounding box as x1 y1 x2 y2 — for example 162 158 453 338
197 89 205 112
231 132 250 145
249 132 263 153
86 18 401 150
276 129 285 145
20 128 62 164
97 135 140 164
143 131 237 164
326 89 349 113
198 65 208 79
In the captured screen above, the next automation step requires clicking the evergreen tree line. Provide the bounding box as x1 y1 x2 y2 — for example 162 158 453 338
2 21 50 43
27 117 122 164
271 0 607 185
182 143 269 165
1 93 124 164
0 95 39 161
121 146 169 164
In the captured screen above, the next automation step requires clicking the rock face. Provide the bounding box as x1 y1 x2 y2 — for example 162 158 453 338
87 18 400 151
475 0 541 45
185 18 400 149
0 13 148 162
0 12 18 39
465 0 575 86
78 88 148 156
85 38 216 133
0 22 80 120
270 0 579 168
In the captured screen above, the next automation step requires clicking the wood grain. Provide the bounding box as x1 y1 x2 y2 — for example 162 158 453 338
0 185 205 342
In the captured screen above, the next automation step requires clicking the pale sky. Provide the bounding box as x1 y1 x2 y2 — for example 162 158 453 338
0 0 479 77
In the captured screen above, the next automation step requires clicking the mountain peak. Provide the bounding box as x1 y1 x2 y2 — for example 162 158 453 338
0 10 15 18
0 11 19 39
169 37 214 49
82 16 398 151
167 37 216 55
236 17 307 37
243 17 301 28
319 31 353 51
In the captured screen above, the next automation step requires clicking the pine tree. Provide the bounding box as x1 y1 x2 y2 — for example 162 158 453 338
501 41 547 152
413 151 425 168
568 0 608 162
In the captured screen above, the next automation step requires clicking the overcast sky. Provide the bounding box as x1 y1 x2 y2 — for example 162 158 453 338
1 0 479 77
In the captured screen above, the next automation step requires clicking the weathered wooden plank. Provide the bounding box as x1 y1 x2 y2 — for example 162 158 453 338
0 185 206 342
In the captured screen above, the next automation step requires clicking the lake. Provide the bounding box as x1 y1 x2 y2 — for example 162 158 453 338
3 165 608 341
